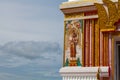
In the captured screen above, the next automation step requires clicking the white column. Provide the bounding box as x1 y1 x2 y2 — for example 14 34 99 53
90 77 92 80
63 76 65 80
66 76 67 80
92 76 94 80
88 76 90 80
87 76 90 80
84 76 86 80
68 76 70 80
81 76 83 80
74 76 76 80
80 76 81 80
70 76 72 80
69 76 71 80
65 76 67 80
92 77 94 80
86 76 88 80
73 76 74 80
77 76 79 80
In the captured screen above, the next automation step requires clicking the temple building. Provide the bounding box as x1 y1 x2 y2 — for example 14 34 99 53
59 0 120 80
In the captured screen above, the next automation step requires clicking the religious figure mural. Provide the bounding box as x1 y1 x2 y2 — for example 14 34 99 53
64 20 83 66
69 29 77 58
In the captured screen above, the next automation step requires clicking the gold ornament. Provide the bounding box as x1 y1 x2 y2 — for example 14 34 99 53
95 0 119 32
94 3 108 31
118 0 120 18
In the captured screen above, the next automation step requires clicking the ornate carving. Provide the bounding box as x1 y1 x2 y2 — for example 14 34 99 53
103 0 118 30
103 0 118 22
94 3 108 30
65 13 84 20
95 0 120 32
118 0 120 18
64 20 83 67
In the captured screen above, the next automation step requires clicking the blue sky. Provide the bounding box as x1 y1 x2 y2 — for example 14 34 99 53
0 0 67 80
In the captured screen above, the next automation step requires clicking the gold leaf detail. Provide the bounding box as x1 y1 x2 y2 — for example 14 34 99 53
94 3 108 30
118 0 120 18
103 0 118 28
95 0 119 31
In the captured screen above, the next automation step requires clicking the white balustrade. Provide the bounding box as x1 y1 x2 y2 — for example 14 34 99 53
62 76 98 80
60 67 109 80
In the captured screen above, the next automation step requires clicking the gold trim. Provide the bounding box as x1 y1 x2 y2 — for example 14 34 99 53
60 0 97 8
101 29 115 32
95 19 100 66
63 20 66 67
82 19 85 66
106 33 109 66
91 19 95 66
118 0 120 18
64 15 98 21
85 20 89 66
65 13 84 20
111 34 114 80
103 33 109 66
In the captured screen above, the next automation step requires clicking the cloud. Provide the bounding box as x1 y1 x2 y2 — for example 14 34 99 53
0 72 28 80
0 41 62 68
0 0 64 80
0 41 62 80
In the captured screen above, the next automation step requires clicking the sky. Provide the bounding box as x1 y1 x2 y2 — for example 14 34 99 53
0 0 67 80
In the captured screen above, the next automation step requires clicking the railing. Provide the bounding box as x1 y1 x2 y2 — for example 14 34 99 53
63 76 97 80
59 67 109 80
